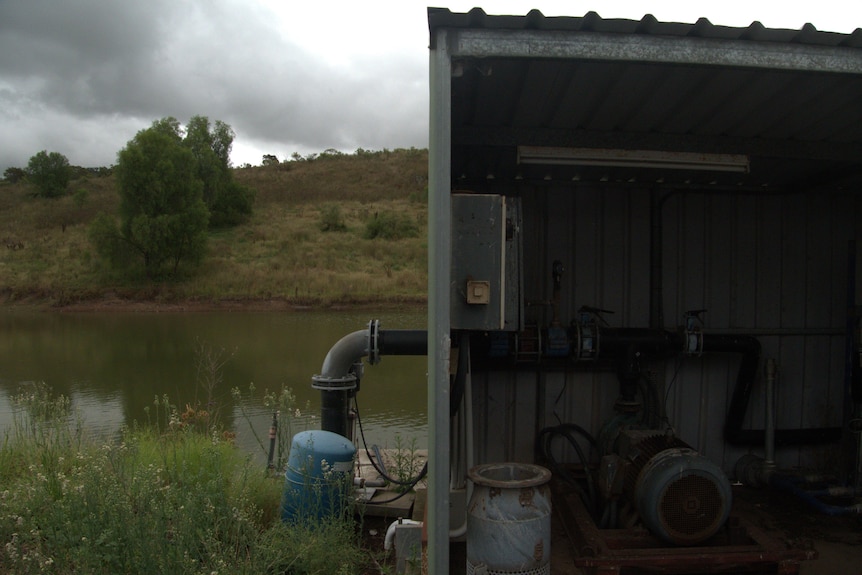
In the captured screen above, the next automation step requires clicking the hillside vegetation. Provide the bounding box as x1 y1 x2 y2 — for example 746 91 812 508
0 148 429 308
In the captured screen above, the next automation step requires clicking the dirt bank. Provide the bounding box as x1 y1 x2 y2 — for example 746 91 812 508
10 295 427 314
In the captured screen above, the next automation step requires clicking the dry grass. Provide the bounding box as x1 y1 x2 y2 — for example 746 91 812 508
0 149 428 306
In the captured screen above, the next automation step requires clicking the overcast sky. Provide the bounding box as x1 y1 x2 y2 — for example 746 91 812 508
1 0 860 172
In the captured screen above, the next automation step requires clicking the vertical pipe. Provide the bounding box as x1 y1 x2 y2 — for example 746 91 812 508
428 25 452 575
320 390 350 438
267 411 278 471
845 239 860 487
765 358 776 467
649 189 664 329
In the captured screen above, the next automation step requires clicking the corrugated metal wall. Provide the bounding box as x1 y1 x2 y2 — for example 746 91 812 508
470 184 861 475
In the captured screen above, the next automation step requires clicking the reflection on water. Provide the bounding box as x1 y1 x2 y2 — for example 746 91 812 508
0 308 428 455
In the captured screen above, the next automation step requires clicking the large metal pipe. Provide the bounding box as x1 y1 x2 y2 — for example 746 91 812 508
600 328 681 358
320 390 351 438
313 327 369 438
312 320 427 436
317 329 368 387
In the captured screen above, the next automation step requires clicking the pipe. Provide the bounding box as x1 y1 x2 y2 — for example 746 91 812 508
765 358 776 467
769 474 862 516
321 390 351 438
266 411 278 471
519 325 842 448
384 518 423 552
318 329 368 385
313 321 427 435
450 333 469 417
449 334 473 539
845 240 861 488
354 475 387 488
594 328 680 359
314 321 427 385
649 189 666 329
377 329 428 358
717 333 843 446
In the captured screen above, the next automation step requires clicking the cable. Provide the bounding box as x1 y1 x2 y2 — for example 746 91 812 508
661 356 684 428
353 394 428 487
535 423 599 518
551 369 568 426
362 468 428 505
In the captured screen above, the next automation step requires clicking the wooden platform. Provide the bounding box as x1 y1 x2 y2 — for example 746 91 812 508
355 448 427 520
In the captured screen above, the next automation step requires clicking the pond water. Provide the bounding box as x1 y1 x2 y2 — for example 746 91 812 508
0 308 428 459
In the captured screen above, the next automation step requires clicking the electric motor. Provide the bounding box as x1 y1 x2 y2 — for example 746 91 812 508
618 430 732 545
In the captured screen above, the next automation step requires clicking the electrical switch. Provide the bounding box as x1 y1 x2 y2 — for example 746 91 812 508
467 280 491 304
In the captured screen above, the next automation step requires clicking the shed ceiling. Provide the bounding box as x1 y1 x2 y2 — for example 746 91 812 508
429 8 862 191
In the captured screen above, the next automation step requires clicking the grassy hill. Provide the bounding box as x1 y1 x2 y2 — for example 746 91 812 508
0 148 429 308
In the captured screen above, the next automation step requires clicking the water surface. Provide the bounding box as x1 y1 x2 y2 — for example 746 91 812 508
0 308 428 456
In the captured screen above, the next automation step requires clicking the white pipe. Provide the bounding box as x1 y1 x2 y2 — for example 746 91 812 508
353 476 387 488
384 518 423 551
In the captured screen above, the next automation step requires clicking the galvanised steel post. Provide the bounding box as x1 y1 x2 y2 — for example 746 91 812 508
428 23 452 575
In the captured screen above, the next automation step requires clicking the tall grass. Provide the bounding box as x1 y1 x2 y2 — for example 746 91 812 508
0 383 368 574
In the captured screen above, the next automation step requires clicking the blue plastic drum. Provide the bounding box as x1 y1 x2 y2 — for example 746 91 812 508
280 430 356 522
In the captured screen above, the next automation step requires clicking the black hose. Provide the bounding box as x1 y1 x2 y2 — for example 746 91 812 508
536 424 599 517
714 333 843 445
354 394 428 488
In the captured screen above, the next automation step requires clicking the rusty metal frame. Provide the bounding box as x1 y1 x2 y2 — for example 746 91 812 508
552 482 817 575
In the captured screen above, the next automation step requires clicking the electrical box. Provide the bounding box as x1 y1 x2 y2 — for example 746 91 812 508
451 193 522 331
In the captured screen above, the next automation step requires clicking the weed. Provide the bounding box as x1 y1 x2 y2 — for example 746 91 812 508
318 203 347 232
389 434 423 493
192 338 236 429
232 382 314 475
0 383 371 574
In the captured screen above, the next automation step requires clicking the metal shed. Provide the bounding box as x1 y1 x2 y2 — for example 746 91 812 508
427 7 862 574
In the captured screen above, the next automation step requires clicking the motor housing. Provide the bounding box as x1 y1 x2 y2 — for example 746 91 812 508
618 430 732 545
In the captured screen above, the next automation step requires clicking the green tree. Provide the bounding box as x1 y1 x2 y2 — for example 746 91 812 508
3 166 26 184
107 122 210 278
25 151 71 197
183 115 254 227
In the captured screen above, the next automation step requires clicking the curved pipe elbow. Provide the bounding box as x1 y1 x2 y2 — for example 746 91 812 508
317 322 429 380
384 518 423 551
319 329 369 380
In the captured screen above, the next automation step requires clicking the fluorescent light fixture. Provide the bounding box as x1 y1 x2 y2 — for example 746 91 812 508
517 146 750 173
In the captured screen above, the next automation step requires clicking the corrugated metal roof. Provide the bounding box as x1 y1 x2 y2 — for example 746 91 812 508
429 8 862 189
429 8 862 49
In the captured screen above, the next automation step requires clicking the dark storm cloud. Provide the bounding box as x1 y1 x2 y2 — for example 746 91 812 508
0 0 428 170
0 0 173 116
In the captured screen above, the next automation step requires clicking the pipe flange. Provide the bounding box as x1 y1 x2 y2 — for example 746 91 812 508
311 373 357 391
368 319 381 365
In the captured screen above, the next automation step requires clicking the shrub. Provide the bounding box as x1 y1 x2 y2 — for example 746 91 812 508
3 166 26 184
363 210 419 240
318 204 347 232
